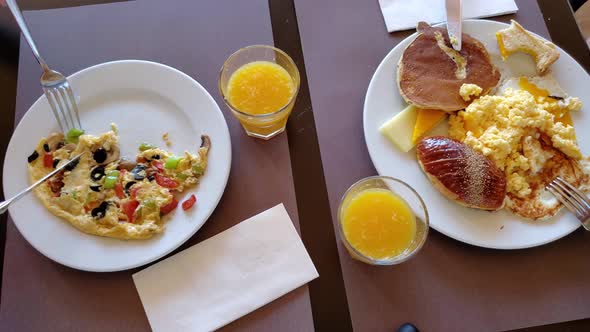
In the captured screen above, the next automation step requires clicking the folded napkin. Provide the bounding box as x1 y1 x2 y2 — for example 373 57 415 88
133 204 318 332
379 0 518 32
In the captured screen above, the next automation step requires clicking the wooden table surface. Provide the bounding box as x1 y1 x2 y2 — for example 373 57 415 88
0 0 589 331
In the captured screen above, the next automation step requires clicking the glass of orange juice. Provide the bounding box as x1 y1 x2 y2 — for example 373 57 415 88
219 45 300 140
338 176 429 265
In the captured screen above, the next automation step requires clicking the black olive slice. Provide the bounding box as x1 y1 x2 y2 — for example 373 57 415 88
131 164 147 180
43 143 50 152
91 201 109 219
152 154 160 160
147 175 155 182
89 185 101 192
93 148 107 164
91 166 105 181
124 181 136 196
65 158 80 171
53 159 60 168
28 150 39 163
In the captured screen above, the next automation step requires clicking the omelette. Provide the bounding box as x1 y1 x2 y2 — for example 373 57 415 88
27 126 210 240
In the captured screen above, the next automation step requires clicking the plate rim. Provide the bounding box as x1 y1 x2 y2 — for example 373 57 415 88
3 59 232 271
363 19 586 250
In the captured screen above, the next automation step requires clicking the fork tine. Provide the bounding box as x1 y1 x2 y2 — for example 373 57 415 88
64 83 82 129
57 87 75 132
45 89 65 133
554 177 590 209
551 179 590 214
547 184 584 217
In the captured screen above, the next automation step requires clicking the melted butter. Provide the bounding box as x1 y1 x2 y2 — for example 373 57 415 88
434 31 467 80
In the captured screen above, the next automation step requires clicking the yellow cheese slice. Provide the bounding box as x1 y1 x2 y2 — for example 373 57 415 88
379 105 418 152
412 109 447 143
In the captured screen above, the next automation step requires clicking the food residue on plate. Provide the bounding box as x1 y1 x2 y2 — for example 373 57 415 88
162 132 172 147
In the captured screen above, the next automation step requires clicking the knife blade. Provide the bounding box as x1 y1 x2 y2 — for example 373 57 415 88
445 0 462 51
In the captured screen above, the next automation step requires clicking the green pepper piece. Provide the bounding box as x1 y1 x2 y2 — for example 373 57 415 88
139 143 156 151
192 165 204 176
103 175 118 189
106 170 120 178
66 128 85 143
164 156 182 169
144 199 156 209
176 173 188 181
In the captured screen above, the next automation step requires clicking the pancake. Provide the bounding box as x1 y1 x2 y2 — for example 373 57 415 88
504 134 590 220
398 22 501 112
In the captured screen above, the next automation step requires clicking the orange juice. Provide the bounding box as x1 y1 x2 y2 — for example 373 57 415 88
227 61 296 136
342 189 416 260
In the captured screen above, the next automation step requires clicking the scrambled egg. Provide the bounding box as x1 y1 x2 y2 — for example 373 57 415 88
449 88 582 198
459 83 483 102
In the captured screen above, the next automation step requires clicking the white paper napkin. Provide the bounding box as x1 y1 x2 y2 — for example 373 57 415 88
379 0 518 32
133 204 318 332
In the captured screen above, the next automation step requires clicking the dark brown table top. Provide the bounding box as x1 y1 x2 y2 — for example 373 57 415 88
0 0 589 331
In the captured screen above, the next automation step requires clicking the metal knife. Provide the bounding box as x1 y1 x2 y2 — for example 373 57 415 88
445 0 462 51
0 153 84 214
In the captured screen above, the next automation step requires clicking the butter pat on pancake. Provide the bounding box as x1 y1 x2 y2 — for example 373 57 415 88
398 22 500 112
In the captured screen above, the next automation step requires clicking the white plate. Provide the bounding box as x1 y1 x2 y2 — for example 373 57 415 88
364 20 590 249
3 60 231 271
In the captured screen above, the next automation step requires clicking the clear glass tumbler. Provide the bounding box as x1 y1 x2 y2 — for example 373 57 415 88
338 176 429 265
219 45 300 140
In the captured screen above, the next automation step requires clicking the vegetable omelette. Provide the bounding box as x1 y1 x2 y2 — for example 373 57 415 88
27 126 210 240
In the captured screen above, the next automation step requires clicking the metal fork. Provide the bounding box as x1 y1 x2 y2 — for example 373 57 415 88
6 0 82 133
0 153 84 215
546 177 590 231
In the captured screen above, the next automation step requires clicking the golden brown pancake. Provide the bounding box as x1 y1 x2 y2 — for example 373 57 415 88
417 136 506 210
398 22 501 112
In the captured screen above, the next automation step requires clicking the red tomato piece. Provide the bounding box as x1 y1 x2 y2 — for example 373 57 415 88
114 183 125 199
122 200 139 223
152 160 164 172
182 194 197 211
43 152 54 168
130 186 141 200
160 197 178 215
155 173 178 189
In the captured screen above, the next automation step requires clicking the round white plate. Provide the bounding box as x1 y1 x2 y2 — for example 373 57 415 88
3 60 232 271
364 20 590 249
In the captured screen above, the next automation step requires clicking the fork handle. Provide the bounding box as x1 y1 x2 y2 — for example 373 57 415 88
0 154 83 215
5 0 50 71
